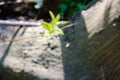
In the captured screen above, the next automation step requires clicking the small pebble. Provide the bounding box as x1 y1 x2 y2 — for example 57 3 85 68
65 43 70 48
112 23 116 27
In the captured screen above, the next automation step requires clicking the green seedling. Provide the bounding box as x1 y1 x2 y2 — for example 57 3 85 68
41 11 69 38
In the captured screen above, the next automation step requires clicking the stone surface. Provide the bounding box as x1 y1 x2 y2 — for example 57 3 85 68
0 25 64 80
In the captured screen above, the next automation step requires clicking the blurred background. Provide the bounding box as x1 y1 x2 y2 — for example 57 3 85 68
0 0 92 20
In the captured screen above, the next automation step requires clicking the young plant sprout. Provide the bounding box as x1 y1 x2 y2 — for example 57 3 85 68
41 11 69 38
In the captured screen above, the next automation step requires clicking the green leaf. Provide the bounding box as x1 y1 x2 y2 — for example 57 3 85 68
54 28 64 35
50 20 55 28
57 21 70 25
55 14 60 22
41 22 50 31
49 11 55 20
48 23 54 32
41 11 66 38
49 11 56 28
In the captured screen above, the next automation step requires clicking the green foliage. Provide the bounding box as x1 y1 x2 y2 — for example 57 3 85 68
41 11 69 38
59 0 92 18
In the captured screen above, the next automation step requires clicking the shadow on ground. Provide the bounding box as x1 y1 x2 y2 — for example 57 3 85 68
60 1 120 79
60 13 100 80
0 67 41 80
